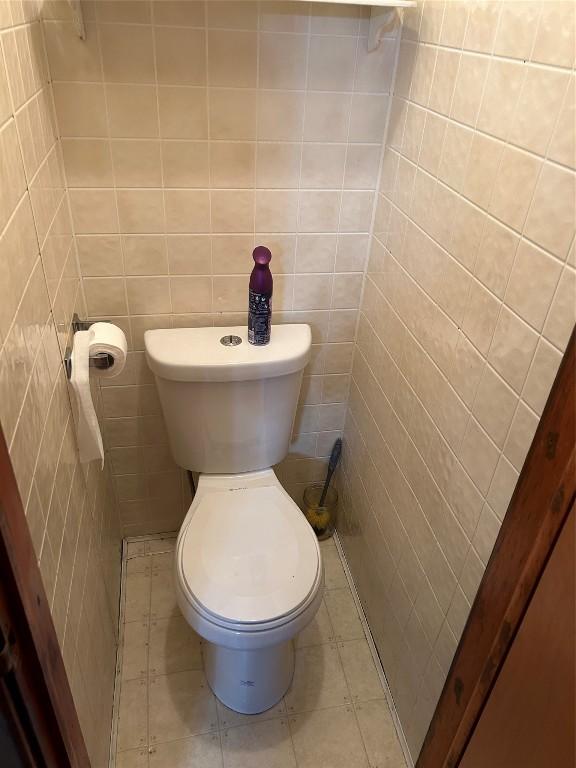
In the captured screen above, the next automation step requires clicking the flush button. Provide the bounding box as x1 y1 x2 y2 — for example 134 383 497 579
220 334 242 347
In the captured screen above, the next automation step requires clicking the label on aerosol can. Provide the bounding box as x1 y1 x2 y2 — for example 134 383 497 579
248 289 272 345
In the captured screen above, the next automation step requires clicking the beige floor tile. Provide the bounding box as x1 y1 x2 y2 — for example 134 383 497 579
290 705 369 768
149 670 218 745
117 678 148 752
149 733 223 768
216 697 286 730
221 719 296 768
150 569 179 619
126 555 151 576
121 621 149 681
148 535 177 553
325 588 364 641
151 550 174 572
126 541 148 557
323 546 349 589
355 699 406 767
124 572 151 622
116 747 149 767
284 644 350 714
338 639 384 703
295 599 334 648
149 614 202 675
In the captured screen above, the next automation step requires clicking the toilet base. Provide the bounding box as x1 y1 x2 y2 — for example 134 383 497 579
203 639 294 714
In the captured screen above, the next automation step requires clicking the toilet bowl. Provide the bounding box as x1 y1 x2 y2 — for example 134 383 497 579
175 469 323 713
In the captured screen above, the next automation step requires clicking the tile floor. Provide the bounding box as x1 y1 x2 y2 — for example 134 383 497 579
113 535 407 768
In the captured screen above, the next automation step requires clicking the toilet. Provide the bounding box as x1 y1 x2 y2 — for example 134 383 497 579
144 324 322 714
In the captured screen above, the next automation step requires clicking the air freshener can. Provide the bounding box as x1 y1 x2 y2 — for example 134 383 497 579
248 246 273 346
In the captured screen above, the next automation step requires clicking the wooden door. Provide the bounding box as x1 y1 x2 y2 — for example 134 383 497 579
417 329 575 768
460 505 575 768
0 423 90 767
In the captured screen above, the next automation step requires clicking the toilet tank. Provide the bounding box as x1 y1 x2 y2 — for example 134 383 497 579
144 325 311 474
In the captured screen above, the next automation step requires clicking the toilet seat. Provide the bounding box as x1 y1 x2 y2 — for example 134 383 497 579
177 476 321 631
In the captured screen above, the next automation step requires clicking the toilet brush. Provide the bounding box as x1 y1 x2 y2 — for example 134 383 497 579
319 438 342 507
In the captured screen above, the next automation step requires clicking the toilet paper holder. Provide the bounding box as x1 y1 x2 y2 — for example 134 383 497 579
64 313 115 379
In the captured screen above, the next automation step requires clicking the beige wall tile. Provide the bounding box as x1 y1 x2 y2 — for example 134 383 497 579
165 190 210 233
100 24 155 83
112 140 162 188
505 240 562 331
543 267 576 351
107 84 159 138
258 91 305 141
152 0 205 27
77 235 122 276
211 190 254 233
53 83 108 137
117 189 165 234
301 144 346 190
523 338 563 415
532 1 576 68
207 30 257 88
524 163 576 259
162 141 209 188
84 276 128 316
97 1 151 24
207 1 259 30
304 92 350 142
548 80 575 168
170 275 212 313
155 27 206 85
211 235 254 274
123 236 168 275
209 89 257 140
210 142 255 188
255 189 298 233
44 21 102 81
489 146 541 232
158 87 208 139
308 35 357 92
126 276 171 314
62 139 113 187
69 189 119 233
256 143 301 189
259 32 308 90
167 235 211 275
493 1 540 60
259 2 310 33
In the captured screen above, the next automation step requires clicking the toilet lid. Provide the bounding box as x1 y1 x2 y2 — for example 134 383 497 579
179 485 319 625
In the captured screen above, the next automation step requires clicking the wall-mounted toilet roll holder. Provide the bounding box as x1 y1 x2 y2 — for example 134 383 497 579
64 314 115 379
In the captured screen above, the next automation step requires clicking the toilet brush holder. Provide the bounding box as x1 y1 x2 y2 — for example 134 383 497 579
303 483 338 540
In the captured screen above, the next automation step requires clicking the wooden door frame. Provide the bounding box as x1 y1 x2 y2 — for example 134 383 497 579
0 424 90 767
417 328 576 768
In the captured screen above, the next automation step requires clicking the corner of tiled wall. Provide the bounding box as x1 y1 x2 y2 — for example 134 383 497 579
0 1 122 764
43 0 402 536
337 0 575 760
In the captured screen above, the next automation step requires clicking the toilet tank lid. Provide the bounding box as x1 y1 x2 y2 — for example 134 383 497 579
144 325 311 382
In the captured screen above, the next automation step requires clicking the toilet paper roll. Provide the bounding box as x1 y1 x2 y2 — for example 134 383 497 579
69 329 105 467
88 321 127 379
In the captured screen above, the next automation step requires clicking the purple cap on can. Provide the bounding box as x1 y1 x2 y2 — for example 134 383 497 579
250 246 273 294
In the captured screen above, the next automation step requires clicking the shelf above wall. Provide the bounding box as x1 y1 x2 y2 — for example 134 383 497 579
68 0 415 50
297 0 415 4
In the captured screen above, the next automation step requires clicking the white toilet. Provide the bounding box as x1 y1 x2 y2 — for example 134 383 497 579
144 324 322 714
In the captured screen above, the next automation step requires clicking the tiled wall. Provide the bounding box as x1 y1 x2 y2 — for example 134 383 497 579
0 2 122 765
337 0 575 760
43 0 399 536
